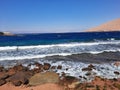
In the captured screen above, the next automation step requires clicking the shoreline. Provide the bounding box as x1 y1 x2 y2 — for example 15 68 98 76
0 61 120 90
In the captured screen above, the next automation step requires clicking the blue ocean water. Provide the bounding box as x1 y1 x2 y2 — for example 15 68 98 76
0 31 120 46
1 31 120 80
0 31 120 61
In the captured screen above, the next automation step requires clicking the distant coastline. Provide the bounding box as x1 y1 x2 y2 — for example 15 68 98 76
0 32 15 36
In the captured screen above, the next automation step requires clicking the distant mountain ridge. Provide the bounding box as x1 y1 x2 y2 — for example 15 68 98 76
86 18 120 32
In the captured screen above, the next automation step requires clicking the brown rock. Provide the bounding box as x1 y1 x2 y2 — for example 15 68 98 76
0 80 6 86
82 67 92 71
0 66 4 72
82 64 95 72
7 68 16 76
13 64 28 71
35 63 44 73
12 80 22 86
88 64 95 69
0 72 9 80
51 66 56 69
34 62 43 69
9 71 29 86
43 63 51 70
61 76 78 84
28 63 43 73
57 65 62 69
7 65 29 76
61 72 66 77
29 72 59 86
33 68 43 73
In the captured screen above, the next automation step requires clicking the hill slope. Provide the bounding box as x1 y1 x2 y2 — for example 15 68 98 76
86 18 120 32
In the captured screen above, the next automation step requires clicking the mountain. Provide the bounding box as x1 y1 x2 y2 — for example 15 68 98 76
86 18 120 32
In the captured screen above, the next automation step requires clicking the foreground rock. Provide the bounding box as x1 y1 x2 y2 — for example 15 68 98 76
43 63 51 70
0 80 6 86
8 71 30 86
59 76 80 90
29 72 59 86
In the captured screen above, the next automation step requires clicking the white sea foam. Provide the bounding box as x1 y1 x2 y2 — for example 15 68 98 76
0 53 72 61
0 40 120 61
0 49 120 61
53 61 120 80
0 40 120 51
27 60 120 80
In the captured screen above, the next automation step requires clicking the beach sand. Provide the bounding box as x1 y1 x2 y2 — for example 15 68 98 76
0 83 63 90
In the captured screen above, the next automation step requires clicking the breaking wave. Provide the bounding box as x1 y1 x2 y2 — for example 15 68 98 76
0 40 120 61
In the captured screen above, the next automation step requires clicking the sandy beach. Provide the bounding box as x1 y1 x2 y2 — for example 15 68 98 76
0 83 63 90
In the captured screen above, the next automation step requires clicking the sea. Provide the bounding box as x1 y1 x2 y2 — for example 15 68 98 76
0 31 120 80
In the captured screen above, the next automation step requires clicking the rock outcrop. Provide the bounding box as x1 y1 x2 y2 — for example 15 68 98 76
29 72 59 86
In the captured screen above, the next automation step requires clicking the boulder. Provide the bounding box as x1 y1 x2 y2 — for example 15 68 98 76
12 64 28 71
0 66 4 72
60 76 78 85
29 72 59 86
9 71 29 86
51 66 56 69
28 63 43 73
88 64 95 69
0 72 9 80
82 67 92 71
34 62 43 69
0 80 6 86
8 64 28 76
7 68 16 76
57 65 62 69
61 72 66 77
43 63 51 70
12 80 22 86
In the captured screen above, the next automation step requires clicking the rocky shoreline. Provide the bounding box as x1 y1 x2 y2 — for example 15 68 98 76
0 61 120 90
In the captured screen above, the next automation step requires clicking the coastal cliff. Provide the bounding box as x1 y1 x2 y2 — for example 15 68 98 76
86 18 120 32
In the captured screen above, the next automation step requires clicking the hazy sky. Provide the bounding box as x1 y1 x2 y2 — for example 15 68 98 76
0 0 120 33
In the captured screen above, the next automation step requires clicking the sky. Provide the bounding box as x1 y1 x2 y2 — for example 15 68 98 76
0 0 120 33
